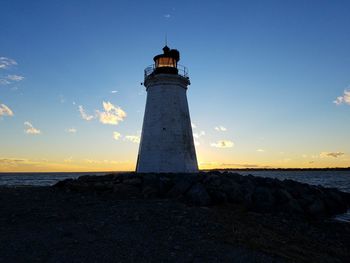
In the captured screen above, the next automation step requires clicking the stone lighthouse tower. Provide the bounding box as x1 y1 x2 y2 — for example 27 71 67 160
136 46 198 173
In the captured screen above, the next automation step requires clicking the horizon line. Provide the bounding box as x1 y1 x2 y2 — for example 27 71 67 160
1 167 350 174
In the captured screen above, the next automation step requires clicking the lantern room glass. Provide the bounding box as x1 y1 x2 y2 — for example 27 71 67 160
155 57 177 68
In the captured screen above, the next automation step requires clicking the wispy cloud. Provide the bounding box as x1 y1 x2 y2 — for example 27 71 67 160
0 79 11 85
333 89 350 105
256 149 265 152
320 152 345 158
64 157 73 163
65 128 77 133
7 74 24 81
193 130 205 139
191 122 197 129
214 126 227 131
0 57 17 69
0 75 24 85
163 14 171 18
24 121 41 135
0 79 10 85
113 131 121 140
124 135 140 143
97 101 126 125
111 90 118 94
59 94 66 103
219 163 271 168
211 140 234 148
78 105 94 121
84 159 129 165
0 158 38 167
0 103 14 117
199 161 270 169
0 158 80 172
193 130 205 146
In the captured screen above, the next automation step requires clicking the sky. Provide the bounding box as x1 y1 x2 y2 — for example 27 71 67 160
1 0 350 172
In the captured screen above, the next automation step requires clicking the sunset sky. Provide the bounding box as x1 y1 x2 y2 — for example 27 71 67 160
1 0 350 172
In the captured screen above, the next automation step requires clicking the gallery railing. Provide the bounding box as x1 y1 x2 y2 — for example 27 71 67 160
144 64 189 79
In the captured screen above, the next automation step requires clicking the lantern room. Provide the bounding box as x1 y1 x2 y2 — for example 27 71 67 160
153 45 180 75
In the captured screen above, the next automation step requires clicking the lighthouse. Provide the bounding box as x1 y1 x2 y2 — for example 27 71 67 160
136 46 198 173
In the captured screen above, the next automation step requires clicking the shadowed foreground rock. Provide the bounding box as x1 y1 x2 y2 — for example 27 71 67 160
1 172 350 262
55 172 350 218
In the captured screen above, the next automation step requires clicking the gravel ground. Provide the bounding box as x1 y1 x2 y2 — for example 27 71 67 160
0 186 349 263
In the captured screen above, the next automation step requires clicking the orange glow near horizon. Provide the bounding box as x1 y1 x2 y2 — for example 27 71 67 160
0 156 349 173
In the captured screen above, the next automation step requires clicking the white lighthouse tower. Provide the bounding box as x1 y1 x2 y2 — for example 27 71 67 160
136 45 198 173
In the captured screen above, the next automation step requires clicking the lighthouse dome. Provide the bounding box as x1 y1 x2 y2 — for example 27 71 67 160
153 46 180 74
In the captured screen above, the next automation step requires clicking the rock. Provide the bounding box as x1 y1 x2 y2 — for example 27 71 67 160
321 190 346 215
69 182 91 192
252 187 276 212
202 174 220 185
274 189 304 214
307 198 326 216
92 182 113 192
286 199 304 214
142 185 159 198
158 177 173 196
186 183 211 206
52 171 350 218
79 174 116 182
113 184 140 197
224 182 245 203
123 177 142 186
275 189 294 204
53 179 73 188
207 188 227 203
342 192 350 203
166 177 195 198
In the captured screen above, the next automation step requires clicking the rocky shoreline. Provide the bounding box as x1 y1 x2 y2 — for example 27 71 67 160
55 171 350 218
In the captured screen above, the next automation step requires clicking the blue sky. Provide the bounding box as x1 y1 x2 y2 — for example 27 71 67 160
1 0 349 171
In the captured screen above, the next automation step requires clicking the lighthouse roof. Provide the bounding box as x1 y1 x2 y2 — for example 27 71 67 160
153 46 180 63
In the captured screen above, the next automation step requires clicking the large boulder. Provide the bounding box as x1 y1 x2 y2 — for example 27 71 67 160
166 176 196 198
251 186 276 212
223 181 245 203
307 198 326 216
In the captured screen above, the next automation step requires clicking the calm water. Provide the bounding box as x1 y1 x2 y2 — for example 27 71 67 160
0 172 109 187
1 170 349 221
230 170 350 193
0 170 349 192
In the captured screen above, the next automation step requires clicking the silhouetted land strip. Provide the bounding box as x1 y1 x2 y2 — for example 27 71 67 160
206 167 350 171
1 172 350 262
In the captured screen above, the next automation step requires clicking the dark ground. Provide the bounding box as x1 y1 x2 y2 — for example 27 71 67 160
0 186 349 263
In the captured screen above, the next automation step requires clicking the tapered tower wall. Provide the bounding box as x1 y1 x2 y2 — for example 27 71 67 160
136 74 198 173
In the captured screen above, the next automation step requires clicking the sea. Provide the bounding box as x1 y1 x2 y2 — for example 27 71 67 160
1 170 349 222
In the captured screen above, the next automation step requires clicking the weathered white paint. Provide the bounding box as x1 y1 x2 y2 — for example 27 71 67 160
136 73 198 173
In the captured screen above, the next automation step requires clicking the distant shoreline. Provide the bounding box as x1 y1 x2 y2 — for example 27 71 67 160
206 167 350 172
1 167 350 174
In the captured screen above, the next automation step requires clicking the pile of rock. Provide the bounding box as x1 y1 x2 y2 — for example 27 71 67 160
54 172 350 218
